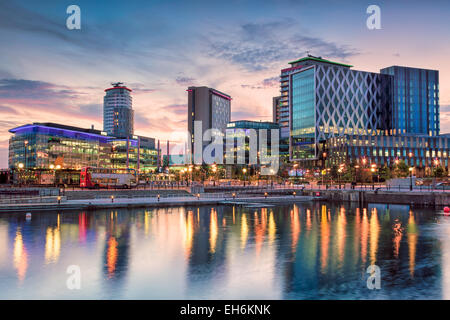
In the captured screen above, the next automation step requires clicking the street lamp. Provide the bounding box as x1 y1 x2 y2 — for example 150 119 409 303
24 140 28 169
212 165 217 186
242 168 247 186
433 158 440 183
362 157 367 166
409 167 414 191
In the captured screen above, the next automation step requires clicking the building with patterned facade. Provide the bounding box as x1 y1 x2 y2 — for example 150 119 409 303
278 55 447 173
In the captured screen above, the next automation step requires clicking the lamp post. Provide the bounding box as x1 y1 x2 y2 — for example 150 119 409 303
55 164 61 187
17 162 24 185
353 165 359 189
409 167 414 191
212 165 217 186
242 168 247 186
338 168 343 189
433 158 440 187
24 140 28 181
370 166 376 190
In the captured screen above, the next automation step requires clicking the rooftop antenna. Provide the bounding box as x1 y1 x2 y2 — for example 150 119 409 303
111 82 124 87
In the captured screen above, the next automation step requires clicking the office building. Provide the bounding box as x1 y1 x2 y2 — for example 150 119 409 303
286 55 391 161
279 55 447 173
380 66 439 136
103 82 134 137
8 122 158 184
187 86 231 156
225 120 280 177
325 134 450 173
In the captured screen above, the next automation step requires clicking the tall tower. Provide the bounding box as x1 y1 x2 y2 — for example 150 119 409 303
187 86 231 156
103 82 134 137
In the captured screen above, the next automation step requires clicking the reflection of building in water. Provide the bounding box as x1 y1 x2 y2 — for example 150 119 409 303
442 218 450 299
336 207 346 267
102 211 131 293
186 206 228 286
13 227 28 283
369 208 379 265
45 215 61 264
320 205 330 273
407 211 418 278
0 223 9 269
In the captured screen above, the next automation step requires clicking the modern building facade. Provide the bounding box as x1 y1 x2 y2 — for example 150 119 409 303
286 56 391 161
325 134 450 173
103 82 134 138
280 55 446 173
225 120 280 177
380 66 439 136
187 86 231 156
8 122 158 183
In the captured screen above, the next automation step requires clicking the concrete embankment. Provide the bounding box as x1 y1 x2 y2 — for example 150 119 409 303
64 189 192 200
303 189 450 207
0 195 318 213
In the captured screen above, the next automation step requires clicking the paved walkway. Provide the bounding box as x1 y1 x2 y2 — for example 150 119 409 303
0 195 318 212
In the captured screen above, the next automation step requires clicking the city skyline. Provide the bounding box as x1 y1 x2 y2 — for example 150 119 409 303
1 0 450 167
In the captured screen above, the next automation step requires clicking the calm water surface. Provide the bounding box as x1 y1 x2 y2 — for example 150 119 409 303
1 202 449 299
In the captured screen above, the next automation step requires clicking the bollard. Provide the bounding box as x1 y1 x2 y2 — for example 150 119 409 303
293 191 296 197
197 193 200 200
57 196 61 204
264 192 268 199
111 195 114 203
157 194 160 202
232 193 236 199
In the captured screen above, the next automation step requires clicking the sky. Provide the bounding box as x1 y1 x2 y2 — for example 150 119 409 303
1 0 450 167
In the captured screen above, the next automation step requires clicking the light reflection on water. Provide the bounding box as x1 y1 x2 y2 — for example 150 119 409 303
0 202 447 299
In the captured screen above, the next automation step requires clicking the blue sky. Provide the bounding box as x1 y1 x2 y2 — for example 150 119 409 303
1 0 450 166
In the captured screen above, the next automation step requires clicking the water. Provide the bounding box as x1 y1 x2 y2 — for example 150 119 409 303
0 202 449 299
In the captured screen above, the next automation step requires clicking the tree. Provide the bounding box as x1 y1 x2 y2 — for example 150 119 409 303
378 165 391 181
433 166 447 178
394 160 409 178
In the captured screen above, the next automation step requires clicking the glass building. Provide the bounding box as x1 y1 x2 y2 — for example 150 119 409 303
280 55 446 172
287 56 391 162
325 134 450 173
380 66 439 136
8 123 158 183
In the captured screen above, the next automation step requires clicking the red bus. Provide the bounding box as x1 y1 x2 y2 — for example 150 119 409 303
80 167 137 189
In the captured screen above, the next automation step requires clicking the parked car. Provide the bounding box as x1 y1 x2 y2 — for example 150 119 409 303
435 182 450 190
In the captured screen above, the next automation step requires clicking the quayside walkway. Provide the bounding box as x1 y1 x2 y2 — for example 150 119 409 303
0 194 318 212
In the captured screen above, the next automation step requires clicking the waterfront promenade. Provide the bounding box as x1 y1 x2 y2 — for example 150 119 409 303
0 194 318 212
1 182 450 212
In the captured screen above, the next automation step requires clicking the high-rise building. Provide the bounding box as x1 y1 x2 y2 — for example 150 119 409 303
272 96 282 125
187 86 231 154
279 55 445 173
103 82 134 138
380 66 439 136
286 55 391 162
